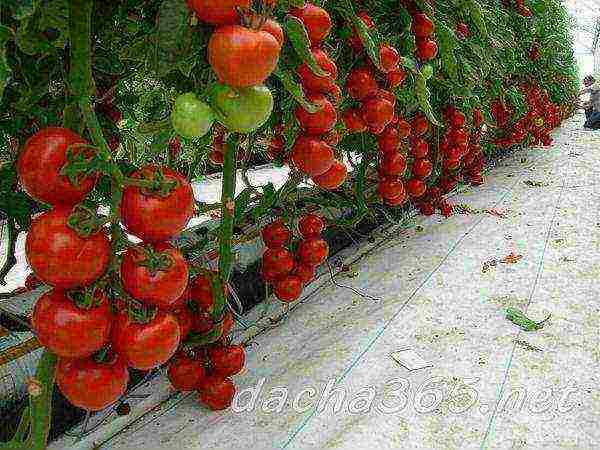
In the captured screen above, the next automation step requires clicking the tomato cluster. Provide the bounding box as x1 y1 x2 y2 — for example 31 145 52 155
260 214 329 303
403 1 438 62
289 4 348 190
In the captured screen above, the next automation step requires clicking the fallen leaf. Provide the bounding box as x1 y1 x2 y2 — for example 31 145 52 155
500 253 523 264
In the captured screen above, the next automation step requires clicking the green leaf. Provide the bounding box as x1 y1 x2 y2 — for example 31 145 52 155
284 16 329 77
234 188 253 223
274 69 321 113
505 307 550 332
462 0 488 39
0 26 13 101
338 0 381 70
414 73 440 126
154 0 193 77
15 0 68 55
251 183 276 221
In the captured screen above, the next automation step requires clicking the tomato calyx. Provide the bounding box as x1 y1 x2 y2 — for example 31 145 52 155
92 346 119 364
67 204 109 238
124 167 179 198
134 245 176 276
60 143 103 186
67 285 105 310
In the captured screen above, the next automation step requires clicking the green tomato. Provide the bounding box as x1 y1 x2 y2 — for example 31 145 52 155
209 84 274 133
171 93 214 139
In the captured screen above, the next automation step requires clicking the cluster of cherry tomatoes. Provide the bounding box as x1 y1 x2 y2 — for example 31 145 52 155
493 84 561 149
260 214 329 303
288 4 348 190
403 1 438 61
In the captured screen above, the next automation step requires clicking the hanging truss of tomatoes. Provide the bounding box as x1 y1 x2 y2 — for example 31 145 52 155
0 0 578 447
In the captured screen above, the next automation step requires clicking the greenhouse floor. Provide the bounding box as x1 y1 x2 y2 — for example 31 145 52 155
51 114 599 450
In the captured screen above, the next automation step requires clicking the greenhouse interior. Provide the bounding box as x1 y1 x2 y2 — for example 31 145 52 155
0 0 599 449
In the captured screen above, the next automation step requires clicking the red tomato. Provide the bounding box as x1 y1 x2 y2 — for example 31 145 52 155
405 178 427 197
187 0 250 25
197 376 235 410
312 159 347 190
343 109 367 133
121 165 194 242
449 110 466 128
387 69 407 88
262 220 291 248
361 97 394 134
32 289 112 358
378 126 401 152
323 130 340 146
291 136 334 176
412 158 433 179
167 353 207 391
17 127 96 206
262 248 294 276
456 22 470 38
297 48 338 94
295 94 337 135
346 67 378 100
298 214 325 237
294 264 316 284
378 177 405 202
290 4 332 45
111 311 180 370
209 149 224 165
297 238 329 266
379 44 400 72
385 189 408 206
419 202 435 215
416 38 438 60
450 128 468 146
120 243 189 309
26 208 110 289
412 13 435 37
273 275 303 302
208 25 280 88
190 272 216 311
411 114 429 136
221 311 234 337
208 344 245 377
261 19 284 48
410 138 429 158
397 119 411 139
380 152 407 176
173 305 194 339
56 354 129 411
192 310 214 334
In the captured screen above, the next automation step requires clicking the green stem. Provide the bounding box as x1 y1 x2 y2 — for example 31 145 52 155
27 352 57 450
212 134 238 322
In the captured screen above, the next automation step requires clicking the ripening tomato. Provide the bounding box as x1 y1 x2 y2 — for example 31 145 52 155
411 13 435 37
379 44 400 72
262 247 295 276
187 0 250 25
171 93 214 139
297 49 338 94
449 109 466 128
410 138 429 158
262 220 291 248
26 208 110 289
190 271 228 312
120 243 189 309
192 310 214 334
295 94 337 135
387 69 407 88
111 311 180 370
298 214 325 237
323 130 340 146
273 275 303 302
450 128 468 146
168 353 207 391
343 109 367 133
17 127 96 206
412 158 433 179
405 178 427 197
419 202 435 215
290 4 332 45
56 354 129 411
297 237 328 266
294 264 316 284
291 136 334 176
312 159 347 190
173 305 194 339
208 25 280 88
415 38 438 60
121 165 194 242
378 126 401 153
32 289 112 358
456 22 470 38
380 152 407 176
397 119 411 139
208 344 245 377
197 376 235 410
346 67 378 101
362 97 394 134
209 83 274 133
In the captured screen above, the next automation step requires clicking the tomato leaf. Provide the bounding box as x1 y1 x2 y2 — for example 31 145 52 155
15 0 68 56
414 72 440 126
154 0 193 77
284 16 329 77
0 26 13 101
234 188 253 223
337 1 382 71
274 69 321 113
